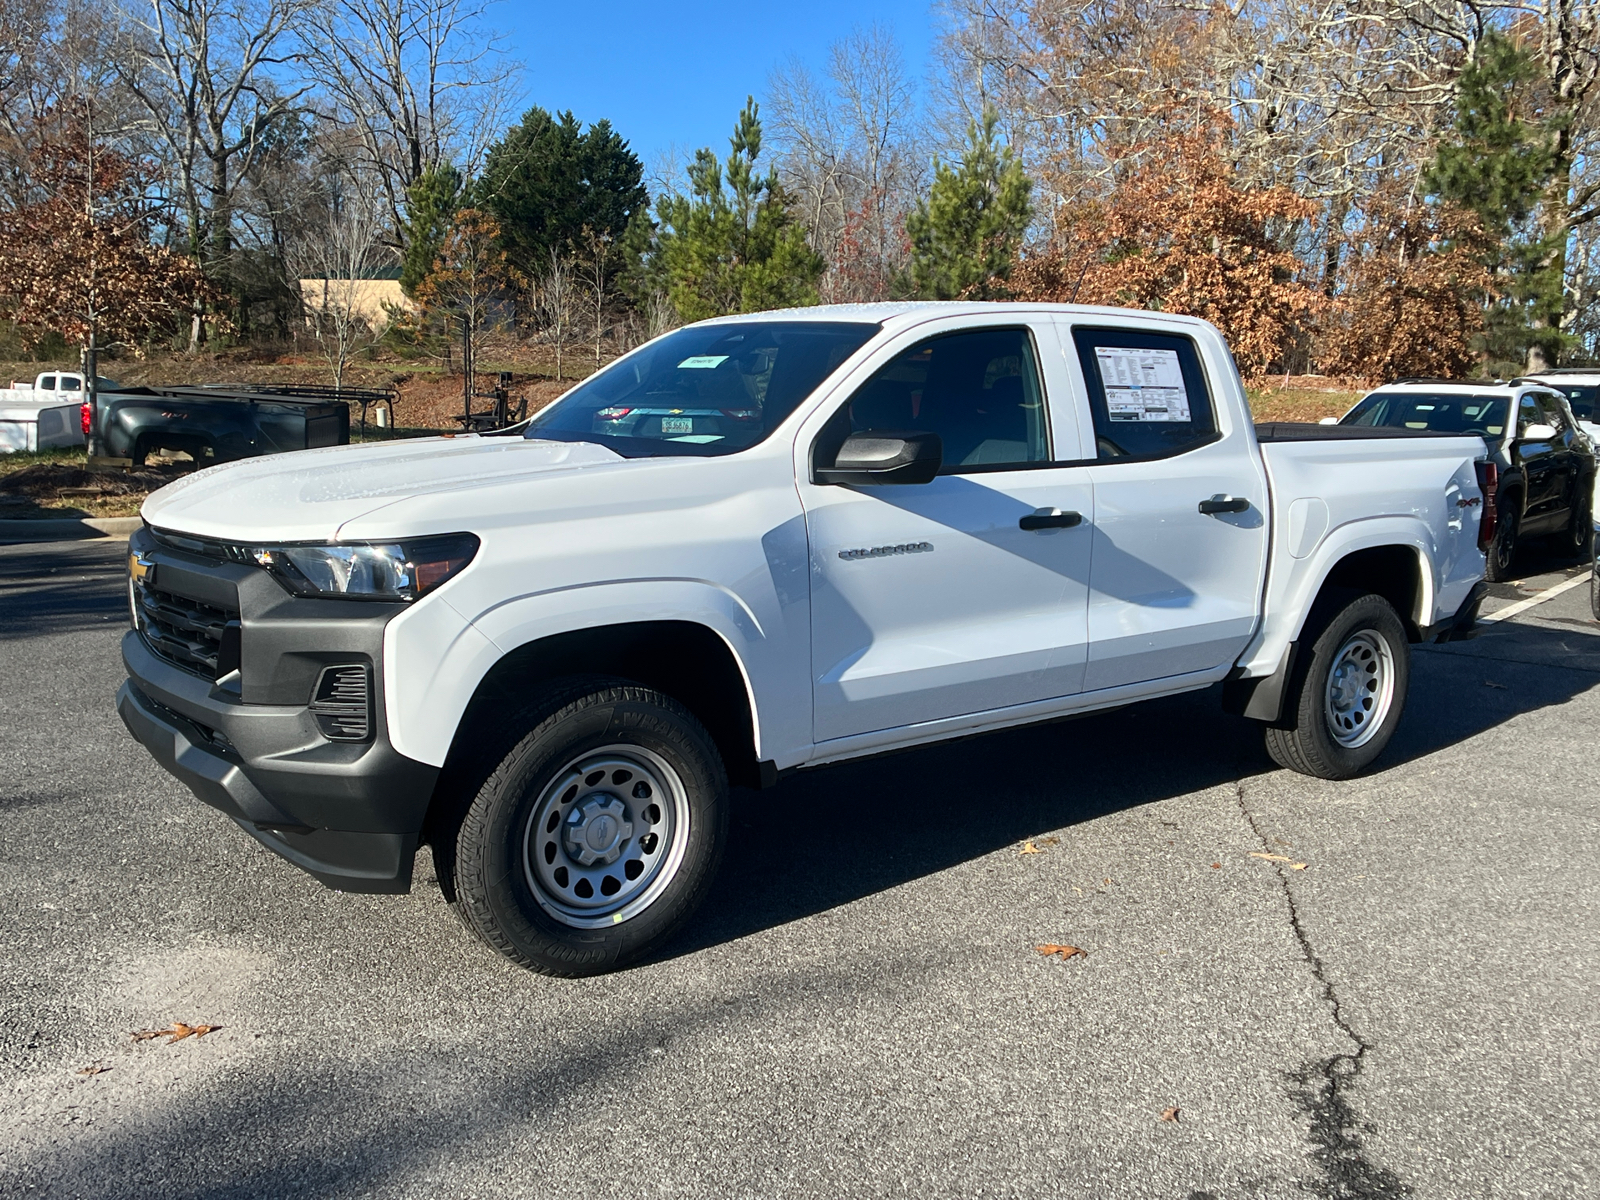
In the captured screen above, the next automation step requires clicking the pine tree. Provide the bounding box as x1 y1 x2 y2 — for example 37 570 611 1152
1423 31 1570 369
398 165 463 299
649 98 825 322
478 108 648 282
905 109 1032 300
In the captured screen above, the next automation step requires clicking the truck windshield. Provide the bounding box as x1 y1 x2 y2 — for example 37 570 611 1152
524 321 878 457
1341 391 1511 439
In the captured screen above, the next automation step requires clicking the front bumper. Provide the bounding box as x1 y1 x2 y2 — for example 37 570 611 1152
118 529 440 893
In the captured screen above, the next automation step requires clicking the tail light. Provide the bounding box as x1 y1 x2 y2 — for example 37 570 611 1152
1475 460 1498 550
719 408 759 422
595 407 633 421
80 401 92 434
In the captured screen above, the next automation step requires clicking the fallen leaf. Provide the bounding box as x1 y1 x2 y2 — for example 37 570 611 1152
132 1022 222 1045
1036 943 1086 961
1019 840 1041 855
1249 852 1292 863
1103 877 1111 886
1159 1106 1180 1122
1289 862 1308 870
1210 862 1221 869
1483 680 1507 689
1041 836 1061 846
76 1064 110 1076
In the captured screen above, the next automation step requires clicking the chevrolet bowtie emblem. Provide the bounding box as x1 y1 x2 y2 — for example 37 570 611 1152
128 549 155 585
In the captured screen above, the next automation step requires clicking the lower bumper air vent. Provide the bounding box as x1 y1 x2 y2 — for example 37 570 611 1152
310 664 372 741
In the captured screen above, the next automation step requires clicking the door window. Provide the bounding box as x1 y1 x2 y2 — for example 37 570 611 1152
38 376 55 391
1536 392 1570 433
822 327 1049 469
1517 394 1542 434
1071 329 1217 460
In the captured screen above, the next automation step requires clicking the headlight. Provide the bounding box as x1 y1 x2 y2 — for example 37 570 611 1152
248 533 479 601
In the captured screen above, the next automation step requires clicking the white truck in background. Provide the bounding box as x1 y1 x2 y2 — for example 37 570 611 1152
118 302 1493 977
0 370 94 453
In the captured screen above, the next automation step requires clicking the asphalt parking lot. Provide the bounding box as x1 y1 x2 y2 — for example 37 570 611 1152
1 537 1596 1200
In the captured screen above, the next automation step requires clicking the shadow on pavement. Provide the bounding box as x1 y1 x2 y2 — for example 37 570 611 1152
0 539 128 638
670 620 1600 961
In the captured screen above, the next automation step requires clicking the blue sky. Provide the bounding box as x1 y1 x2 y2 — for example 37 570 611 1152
494 0 939 181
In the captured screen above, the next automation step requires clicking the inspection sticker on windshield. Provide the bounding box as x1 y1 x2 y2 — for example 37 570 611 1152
1096 347 1190 422
677 355 728 369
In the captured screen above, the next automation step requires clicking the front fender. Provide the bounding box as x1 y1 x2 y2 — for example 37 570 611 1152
383 579 795 770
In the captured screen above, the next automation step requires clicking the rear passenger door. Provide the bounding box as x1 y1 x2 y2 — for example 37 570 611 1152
1063 324 1270 692
1515 392 1565 530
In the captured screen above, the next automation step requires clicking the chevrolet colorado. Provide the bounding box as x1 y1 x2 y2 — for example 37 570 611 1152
118 303 1491 975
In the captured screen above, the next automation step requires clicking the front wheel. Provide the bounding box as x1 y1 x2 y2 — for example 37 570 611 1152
1264 591 1410 780
450 680 728 976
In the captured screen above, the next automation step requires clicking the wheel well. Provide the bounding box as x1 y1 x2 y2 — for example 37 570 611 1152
440 620 759 792
1315 546 1424 640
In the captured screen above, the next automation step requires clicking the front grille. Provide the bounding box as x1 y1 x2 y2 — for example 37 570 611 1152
134 579 240 679
310 664 371 740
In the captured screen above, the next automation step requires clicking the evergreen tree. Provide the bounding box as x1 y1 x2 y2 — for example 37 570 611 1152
398 164 463 299
905 109 1032 300
1424 31 1570 368
649 98 825 322
478 108 648 280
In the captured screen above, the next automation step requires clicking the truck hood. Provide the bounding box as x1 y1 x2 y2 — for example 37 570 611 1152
141 436 624 542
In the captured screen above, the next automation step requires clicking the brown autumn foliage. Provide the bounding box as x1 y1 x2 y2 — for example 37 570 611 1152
1008 124 1322 376
1317 193 1494 380
0 119 220 355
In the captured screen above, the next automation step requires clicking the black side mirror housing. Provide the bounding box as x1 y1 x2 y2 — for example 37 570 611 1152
814 430 943 485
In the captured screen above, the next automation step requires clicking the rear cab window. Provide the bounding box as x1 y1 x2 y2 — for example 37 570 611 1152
1069 328 1218 460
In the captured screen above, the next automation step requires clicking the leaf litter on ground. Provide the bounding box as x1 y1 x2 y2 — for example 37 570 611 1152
1159 1106 1181 1122
1035 944 1086 961
131 1023 222 1044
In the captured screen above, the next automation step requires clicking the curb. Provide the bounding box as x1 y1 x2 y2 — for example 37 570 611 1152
0 516 141 543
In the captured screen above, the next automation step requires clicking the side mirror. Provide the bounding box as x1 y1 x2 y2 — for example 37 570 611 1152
815 430 942 485
1521 423 1557 442
1318 417 1340 425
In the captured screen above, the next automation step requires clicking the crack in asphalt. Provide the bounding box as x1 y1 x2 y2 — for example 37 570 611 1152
1233 785 1411 1200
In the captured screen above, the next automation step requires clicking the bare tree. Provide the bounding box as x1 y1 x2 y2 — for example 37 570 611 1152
536 248 572 381
290 173 393 392
116 0 314 347
766 25 925 300
575 226 615 367
301 0 515 239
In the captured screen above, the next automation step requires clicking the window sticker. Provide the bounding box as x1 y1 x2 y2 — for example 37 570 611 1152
677 355 729 369
1095 346 1191 422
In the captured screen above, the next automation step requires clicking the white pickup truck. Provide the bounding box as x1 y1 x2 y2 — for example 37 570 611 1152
118 303 1491 976
0 370 91 452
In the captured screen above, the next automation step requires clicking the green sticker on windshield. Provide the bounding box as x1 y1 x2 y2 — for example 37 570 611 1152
677 355 728 369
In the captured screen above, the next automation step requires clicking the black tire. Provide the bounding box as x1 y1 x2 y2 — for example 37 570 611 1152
1566 487 1593 560
1264 591 1410 780
1484 498 1520 583
1590 560 1600 622
449 678 728 977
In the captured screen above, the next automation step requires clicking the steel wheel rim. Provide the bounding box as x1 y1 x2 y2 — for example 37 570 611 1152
522 744 690 930
1323 629 1395 749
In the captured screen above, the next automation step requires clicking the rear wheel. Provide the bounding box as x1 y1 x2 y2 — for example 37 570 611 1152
1264 591 1410 780
1484 499 1520 583
1566 488 1593 560
449 679 728 977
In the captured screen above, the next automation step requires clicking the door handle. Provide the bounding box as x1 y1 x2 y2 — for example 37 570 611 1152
1019 507 1083 531
1198 495 1251 515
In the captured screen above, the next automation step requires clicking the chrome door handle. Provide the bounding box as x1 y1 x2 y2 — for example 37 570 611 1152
1019 508 1084 531
1198 495 1251 515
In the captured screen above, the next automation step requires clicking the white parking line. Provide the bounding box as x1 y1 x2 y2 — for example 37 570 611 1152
1480 572 1591 624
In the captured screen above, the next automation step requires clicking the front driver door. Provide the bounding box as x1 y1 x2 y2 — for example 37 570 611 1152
799 321 1095 744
